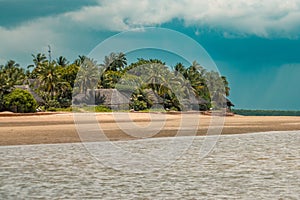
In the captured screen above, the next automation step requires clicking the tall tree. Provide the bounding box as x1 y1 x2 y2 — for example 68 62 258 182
205 71 228 108
27 53 48 78
221 76 230 96
56 56 69 67
35 61 60 100
75 58 99 94
74 55 86 66
0 60 25 110
0 60 25 91
101 52 127 71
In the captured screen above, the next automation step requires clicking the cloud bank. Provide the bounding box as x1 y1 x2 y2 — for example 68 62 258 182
67 0 300 38
1 0 300 65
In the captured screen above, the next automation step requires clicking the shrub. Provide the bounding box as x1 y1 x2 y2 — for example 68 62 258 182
94 105 111 112
4 89 37 113
130 99 148 111
45 99 60 110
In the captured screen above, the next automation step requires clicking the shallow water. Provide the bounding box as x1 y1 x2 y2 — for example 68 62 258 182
0 131 299 199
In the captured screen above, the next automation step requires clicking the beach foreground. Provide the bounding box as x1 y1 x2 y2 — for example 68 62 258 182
1 112 300 146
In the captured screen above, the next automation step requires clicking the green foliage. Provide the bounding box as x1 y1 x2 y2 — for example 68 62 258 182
74 105 112 112
101 52 127 72
0 61 26 111
129 89 152 111
233 109 300 116
100 70 123 88
46 107 73 112
204 71 228 109
3 89 37 113
0 60 25 96
44 99 61 110
74 58 99 93
94 105 112 112
0 51 232 113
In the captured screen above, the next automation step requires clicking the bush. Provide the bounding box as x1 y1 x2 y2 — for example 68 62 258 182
46 107 73 112
94 105 112 112
45 99 60 110
130 99 148 111
4 89 37 113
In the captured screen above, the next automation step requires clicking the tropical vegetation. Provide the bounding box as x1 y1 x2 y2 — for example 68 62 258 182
233 109 300 116
0 52 230 113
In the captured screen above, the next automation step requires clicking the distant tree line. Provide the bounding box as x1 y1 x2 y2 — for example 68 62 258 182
0 52 230 113
233 109 300 116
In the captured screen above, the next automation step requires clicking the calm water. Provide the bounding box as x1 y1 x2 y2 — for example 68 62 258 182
0 131 299 199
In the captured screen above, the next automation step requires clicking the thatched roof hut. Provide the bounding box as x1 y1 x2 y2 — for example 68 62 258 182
14 85 45 105
73 88 211 111
73 89 130 110
226 98 234 107
226 98 234 111
95 89 130 109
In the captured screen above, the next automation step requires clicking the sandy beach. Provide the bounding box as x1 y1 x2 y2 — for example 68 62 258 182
0 112 300 146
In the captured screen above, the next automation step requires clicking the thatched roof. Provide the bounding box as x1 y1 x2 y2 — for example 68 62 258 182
73 89 130 109
95 89 130 107
73 88 210 111
14 85 45 105
226 98 234 107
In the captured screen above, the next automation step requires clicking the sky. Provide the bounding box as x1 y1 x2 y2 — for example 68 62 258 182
1 0 300 110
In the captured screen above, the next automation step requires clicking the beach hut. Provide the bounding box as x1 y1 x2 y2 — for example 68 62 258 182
95 89 130 110
73 89 130 110
226 97 234 111
14 85 45 105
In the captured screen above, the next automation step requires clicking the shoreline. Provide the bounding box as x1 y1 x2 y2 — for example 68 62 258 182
1 112 300 146
1 130 299 148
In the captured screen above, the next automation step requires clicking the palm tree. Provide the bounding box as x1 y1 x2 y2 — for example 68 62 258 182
0 60 26 110
174 62 187 77
29 53 47 69
101 52 127 71
56 56 69 67
36 62 60 100
75 58 99 94
114 52 127 71
221 76 230 96
27 53 48 78
74 55 86 66
1 60 25 88
99 52 127 88
58 63 79 88
205 71 227 109
185 61 208 98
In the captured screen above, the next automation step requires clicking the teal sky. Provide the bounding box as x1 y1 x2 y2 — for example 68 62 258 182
1 0 300 110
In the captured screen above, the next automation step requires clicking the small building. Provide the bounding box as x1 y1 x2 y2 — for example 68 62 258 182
14 85 45 105
73 88 211 111
226 98 234 112
73 89 130 110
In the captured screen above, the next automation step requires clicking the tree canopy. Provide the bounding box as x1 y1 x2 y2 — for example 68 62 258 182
0 52 231 112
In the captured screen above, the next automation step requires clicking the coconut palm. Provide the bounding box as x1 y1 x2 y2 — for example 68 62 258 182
205 71 227 108
36 62 60 100
28 53 47 69
27 53 48 78
56 56 69 67
75 58 99 94
101 52 127 72
221 76 230 96
74 55 86 66
0 60 25 91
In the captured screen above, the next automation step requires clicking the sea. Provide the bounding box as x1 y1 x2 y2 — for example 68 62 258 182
0 131 299 199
